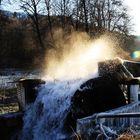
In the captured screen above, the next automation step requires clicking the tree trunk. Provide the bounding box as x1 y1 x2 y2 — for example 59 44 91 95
83 0 89 32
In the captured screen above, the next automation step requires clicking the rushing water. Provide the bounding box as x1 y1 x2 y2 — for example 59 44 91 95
20 78 91 140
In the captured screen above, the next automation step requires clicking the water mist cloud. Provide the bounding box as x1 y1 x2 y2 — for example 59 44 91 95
43 29 128 80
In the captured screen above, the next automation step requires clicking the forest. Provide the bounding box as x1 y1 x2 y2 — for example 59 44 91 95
0 0 138 69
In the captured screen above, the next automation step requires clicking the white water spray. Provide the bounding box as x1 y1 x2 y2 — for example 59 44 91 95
20 77 93 140
20 31 126 139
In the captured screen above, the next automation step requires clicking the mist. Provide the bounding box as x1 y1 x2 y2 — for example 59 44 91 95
43 29 129 80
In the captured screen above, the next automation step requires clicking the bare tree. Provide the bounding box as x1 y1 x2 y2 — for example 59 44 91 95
19 0 44 49
87 0 132 35
53 0 72 28
44 0 54 41
44 0 51 29
73 0 80 30
76 0 89 32
82 0 89 32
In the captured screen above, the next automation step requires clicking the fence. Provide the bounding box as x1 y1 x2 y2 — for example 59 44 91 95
77 101 140 139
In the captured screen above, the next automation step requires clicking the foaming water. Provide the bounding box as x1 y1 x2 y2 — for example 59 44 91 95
20 30 127 139
20 76 96 140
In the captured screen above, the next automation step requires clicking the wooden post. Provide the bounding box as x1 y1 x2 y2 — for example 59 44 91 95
16 79 45 111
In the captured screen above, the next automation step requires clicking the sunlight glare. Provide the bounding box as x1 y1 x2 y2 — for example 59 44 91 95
43 33 118 80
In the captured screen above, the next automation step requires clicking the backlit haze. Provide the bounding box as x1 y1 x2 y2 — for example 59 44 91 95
43 31 124 80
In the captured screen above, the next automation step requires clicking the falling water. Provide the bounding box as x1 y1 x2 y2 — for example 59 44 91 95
20 77 92 140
